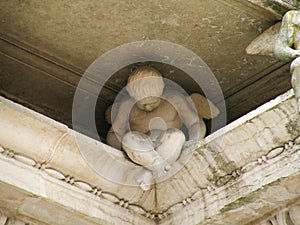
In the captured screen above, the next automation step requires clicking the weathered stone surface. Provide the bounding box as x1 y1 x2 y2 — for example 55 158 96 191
250 204 300 225
159 142 300 224
0 90 299 224
0 156 154 225
156 90 299 213
0 96 156 213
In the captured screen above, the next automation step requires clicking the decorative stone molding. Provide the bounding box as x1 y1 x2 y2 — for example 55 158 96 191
0 89 299 224
0 145 150 218
159 143 300 224
0 154 154 225
155 89 299 214
3 135 298 224
155 135 300 221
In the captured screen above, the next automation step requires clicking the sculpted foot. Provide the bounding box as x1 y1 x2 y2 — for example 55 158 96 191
151 159 171 179
137 163 170 191
137 169 153 191
122 131 172 180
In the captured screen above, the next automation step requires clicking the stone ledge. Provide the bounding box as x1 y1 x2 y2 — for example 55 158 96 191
159 137 300 224
0 95 156 214
0 154 154 225
0 89 299 224
156 90 299 213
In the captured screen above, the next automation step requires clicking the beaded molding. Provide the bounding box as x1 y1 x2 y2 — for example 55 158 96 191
0 135 299 221
154 136 300 220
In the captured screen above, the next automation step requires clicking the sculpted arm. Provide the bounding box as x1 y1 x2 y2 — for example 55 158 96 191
275 11 300 61
107 101 130 149
166 91 206 141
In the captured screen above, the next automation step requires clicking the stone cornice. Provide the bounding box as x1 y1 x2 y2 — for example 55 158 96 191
1 136 298 223
246 0 298 19
159 136 300 224
0 154 154 225
0 90 299 224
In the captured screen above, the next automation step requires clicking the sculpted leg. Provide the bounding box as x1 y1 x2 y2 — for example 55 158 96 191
156 128 186 164
122 131 170 190
291 57 300 113
122 130 185 190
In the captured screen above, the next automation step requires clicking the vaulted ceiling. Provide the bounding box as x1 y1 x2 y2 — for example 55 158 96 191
0 0 297 140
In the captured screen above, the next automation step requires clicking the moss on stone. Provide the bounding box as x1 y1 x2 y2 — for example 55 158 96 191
285 118 300 137
220 190 262 213
270 3 289 15
220 179 283 213
262 1 290 15
206 145 238 176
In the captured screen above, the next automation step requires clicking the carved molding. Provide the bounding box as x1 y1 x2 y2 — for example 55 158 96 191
0 154 154 225
0 89 299 224
156 136 300 219
1 136 299 221
0 145 149 218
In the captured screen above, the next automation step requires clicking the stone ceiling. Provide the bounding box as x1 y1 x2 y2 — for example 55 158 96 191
0 0 297 140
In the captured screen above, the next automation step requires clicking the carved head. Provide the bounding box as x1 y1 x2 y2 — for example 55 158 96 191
127 66 164 112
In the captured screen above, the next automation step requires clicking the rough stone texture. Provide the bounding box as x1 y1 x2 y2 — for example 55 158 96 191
0 96 156 213
0 89 299 224
156 90 300 214
0 157 154 225
159 143 300 224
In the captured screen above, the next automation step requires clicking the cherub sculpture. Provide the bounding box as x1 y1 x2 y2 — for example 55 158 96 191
106 66 219 190
274 10 300 112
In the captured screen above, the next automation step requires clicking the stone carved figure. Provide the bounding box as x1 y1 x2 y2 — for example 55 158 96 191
106 66 219 190
275 10 300 112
